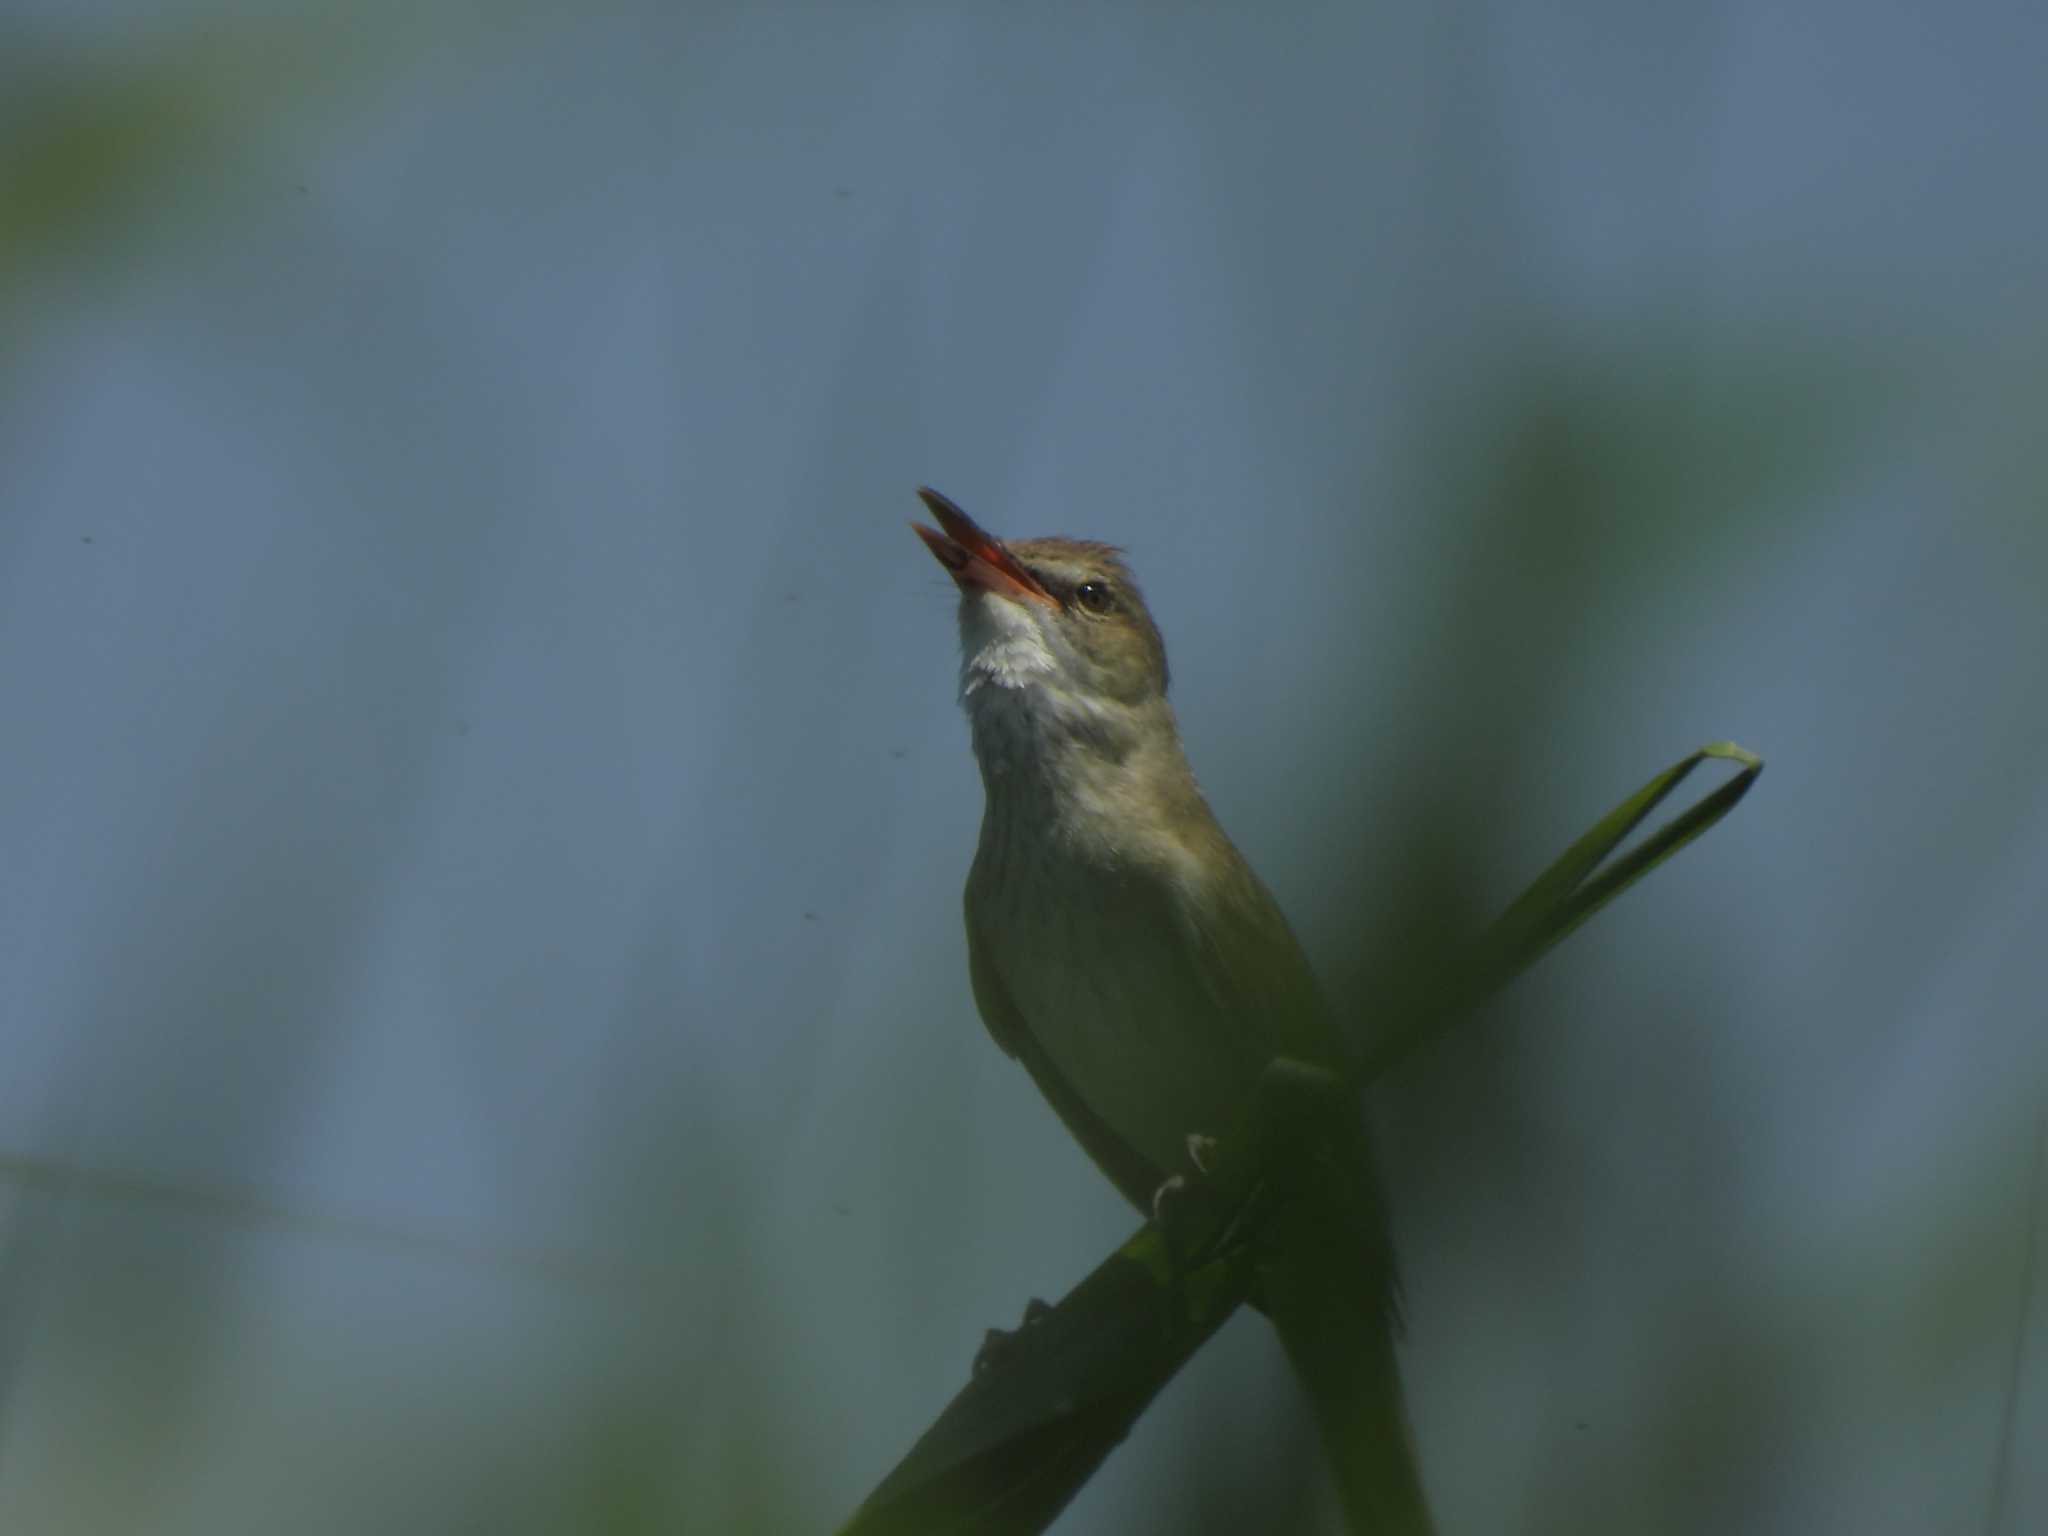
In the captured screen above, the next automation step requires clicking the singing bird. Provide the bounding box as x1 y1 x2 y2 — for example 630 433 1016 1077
912 487 1432 1532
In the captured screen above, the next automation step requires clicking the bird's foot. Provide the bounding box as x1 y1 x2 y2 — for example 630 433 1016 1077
1149 1132 1237 1269
972 1296 1053 1375
1150 1171 1190 1226
1149 1172 1206 1273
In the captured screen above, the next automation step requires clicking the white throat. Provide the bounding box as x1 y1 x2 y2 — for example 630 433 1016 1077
957 591 1059 698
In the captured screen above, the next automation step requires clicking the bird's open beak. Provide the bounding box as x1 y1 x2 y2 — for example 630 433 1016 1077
912 487 1060 610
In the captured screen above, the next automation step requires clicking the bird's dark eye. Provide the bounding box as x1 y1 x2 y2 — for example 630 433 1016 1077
1073 581 1114 614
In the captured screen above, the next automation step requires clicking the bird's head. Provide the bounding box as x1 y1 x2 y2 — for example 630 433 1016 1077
912 486 1170 716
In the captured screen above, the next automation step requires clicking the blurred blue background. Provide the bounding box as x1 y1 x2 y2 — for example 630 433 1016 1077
3 3 2045 1532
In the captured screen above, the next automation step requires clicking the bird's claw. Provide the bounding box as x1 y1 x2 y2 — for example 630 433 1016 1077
1150 1172 1188 1225
1150 1130 1232 1267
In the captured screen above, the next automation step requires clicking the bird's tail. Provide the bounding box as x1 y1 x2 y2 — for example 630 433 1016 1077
1260 1158 1434 1534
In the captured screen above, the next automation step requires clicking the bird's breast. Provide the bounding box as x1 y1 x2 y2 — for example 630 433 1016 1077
967 807 1270 1179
